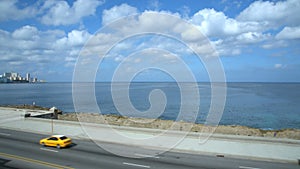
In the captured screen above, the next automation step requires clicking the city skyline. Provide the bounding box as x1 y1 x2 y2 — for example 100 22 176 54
0 71 42 83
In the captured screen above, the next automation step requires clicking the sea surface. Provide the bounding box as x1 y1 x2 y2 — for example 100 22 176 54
0 82 299 130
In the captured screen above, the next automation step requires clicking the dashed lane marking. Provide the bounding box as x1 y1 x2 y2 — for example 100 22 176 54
123 162 150 168
239 166 261 169
40 148 59 153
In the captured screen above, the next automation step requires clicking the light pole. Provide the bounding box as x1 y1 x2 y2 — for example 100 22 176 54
50 109 58 134
51 118 53 134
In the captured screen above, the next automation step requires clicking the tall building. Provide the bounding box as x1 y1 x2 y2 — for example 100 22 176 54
26 73 30 82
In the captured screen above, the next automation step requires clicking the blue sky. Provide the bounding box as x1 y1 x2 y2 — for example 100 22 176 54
0 0 299 82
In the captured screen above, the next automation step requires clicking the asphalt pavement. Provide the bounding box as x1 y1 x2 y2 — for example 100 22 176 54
0 128 299 169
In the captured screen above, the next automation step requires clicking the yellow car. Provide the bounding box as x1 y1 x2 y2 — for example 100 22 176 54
39 135 72 149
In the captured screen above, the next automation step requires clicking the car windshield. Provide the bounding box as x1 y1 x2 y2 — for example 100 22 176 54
48 137 58 141
60 136 68 140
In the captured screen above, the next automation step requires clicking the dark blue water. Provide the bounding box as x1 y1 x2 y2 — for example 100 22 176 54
0 82 299 130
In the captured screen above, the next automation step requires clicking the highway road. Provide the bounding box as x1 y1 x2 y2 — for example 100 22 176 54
0 128 298 169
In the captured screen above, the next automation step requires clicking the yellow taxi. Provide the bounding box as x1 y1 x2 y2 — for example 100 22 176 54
39 135 72 149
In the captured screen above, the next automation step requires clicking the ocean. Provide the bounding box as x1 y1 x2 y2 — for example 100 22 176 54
0 82 299 130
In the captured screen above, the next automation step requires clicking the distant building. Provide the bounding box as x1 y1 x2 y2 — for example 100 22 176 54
11 72 18 78
26 73 31 82
33 77 38 83
3 72 11 78
0 72 42 83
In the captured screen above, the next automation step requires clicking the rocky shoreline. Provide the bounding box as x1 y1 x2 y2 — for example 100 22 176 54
58 113 300 140
2 105 299 140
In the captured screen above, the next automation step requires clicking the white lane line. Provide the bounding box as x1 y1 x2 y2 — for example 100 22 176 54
0 132 11 136
40 148 58 153
239 166 261 169
134 153 160 159
123 162 150 168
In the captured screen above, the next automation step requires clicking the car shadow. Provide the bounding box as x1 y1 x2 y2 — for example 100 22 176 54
67 143 77 148
40 143 77 150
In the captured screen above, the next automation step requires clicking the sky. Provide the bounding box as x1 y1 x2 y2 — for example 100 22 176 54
0 0 299 82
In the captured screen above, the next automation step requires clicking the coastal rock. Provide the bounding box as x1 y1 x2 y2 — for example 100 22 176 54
58 113 300 140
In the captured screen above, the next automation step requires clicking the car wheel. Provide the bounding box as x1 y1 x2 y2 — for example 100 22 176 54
56 144 61 149
41 142 45 146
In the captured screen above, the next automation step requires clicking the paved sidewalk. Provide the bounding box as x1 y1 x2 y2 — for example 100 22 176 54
1 107 299 163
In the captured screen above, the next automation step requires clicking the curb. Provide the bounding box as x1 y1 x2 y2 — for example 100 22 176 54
27 117 300 145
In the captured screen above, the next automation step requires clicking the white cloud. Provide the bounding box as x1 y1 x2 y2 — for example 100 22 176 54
104 5 264 56
237 0 300 27
180 25 204 42
190 8 264 38
114 55 125 62
53 30 91 66
189 8 274 56
186 1 300 55
274 64 283 69
236 32 270 44
0 25 93 77
0 0 37 21
102 4 138 25
67 30 91 46
137 11 181 32
0 26 64 52
276 26 300 40
54 30 91 49
41 0 103 25
12 25 39 40
104 9 180 35
212 39 241 56
261 40 288 49
191 8 229 37
88 8 219 59
65 56 77 62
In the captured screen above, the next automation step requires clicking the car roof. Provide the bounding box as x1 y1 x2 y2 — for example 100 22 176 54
51 135 66 138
